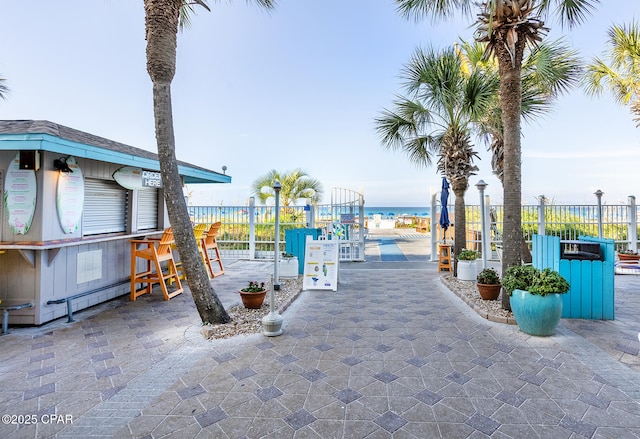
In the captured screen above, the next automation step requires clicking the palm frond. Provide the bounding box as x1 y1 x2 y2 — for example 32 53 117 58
583 21 640 114
0 76 8 100
394 0 473 22
179 0 276 29
538 0 599 29
524 39 582 95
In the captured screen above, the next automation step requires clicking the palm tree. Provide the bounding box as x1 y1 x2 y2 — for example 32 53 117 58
143 0 276 325
251 168 323 209
375 46 498 257
0 75 8 100
395 0 598 281
458 38 581 308
584 21 640 127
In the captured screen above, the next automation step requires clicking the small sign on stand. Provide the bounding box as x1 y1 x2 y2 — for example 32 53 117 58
302 237 339 291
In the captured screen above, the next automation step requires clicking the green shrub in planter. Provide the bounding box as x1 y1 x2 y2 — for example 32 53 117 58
502 265 571 336
528 268 570 296
502 265 569 296
501 265 538 295
476 268 500 285
457 249 479 260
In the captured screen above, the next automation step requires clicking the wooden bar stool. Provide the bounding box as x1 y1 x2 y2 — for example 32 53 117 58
171 223 210 281
130 228 183 301
438 244 452 272
202 222 225 277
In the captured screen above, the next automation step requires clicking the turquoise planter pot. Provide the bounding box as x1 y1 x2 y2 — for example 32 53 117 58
510 289 563 336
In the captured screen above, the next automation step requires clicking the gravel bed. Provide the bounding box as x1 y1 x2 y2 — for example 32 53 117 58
202 276 303 340
440 273 515 322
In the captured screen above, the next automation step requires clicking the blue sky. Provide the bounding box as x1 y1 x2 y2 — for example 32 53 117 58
1 0 639 207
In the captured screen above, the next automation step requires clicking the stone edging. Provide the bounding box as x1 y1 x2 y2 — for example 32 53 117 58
437 276 517 325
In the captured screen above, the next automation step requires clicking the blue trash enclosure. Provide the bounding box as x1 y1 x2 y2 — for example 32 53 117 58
532 234 615 320
285 228 322 274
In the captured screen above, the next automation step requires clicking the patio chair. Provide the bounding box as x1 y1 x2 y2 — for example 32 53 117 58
170 223 211 281
202 222 225 277
130 228 183 301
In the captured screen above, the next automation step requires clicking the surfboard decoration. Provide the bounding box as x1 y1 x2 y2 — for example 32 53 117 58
56 157 84 234
4 153 37 235
113 166 143 190
113 166 163 190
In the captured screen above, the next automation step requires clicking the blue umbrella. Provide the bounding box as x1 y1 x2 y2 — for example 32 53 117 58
439 177 450 241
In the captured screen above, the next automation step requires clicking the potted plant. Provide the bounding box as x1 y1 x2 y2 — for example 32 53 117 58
279 252 299 278
502 265 570 336
476 268 501 300
238 281 268 309
456 249 479 281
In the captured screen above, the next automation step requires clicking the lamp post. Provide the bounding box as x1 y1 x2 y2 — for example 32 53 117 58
595 189 604 238
262 181 283 336
273 181 281 291
475 180 488 270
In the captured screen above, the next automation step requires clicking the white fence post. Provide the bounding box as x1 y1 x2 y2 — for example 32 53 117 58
538 195 546 235
359 193 365 259
249 197 256 260
476 180 488 270
484 195 491 261
629 195 637 252
430 192 438 262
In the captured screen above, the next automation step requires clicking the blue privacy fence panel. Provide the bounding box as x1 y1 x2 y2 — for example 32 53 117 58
531 234 615 320
285 228 322 274
532 235 560 271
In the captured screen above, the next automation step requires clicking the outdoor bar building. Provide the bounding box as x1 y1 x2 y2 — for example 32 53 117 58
0 120 230 327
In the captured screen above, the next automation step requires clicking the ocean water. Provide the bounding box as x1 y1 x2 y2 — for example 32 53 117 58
364 207 431 218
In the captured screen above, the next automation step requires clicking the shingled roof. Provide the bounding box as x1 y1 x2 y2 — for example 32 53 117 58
0 120 230 184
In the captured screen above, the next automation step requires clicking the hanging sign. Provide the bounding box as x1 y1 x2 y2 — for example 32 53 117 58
113 166 163 190
4 153 37 235
56 157 84 234
302 238 339 291
340 214 355 224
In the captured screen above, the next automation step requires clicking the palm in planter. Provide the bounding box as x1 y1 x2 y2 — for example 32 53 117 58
502 266 570 336
476 268 501 300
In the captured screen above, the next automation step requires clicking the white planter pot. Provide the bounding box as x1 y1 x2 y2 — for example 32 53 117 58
279 257 299 278
457 260 478 281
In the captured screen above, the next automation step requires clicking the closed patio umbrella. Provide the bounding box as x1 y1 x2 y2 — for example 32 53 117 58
439 177 450 242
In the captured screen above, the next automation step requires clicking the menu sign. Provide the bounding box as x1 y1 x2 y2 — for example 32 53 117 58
4 153 37 235
302 239 339 291
56 157 84 234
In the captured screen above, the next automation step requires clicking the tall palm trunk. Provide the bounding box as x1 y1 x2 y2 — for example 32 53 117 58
144 0 230 324
495 29 526 311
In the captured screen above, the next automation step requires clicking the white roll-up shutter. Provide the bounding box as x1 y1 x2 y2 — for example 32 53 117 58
83 178 127 235
137 188 159 230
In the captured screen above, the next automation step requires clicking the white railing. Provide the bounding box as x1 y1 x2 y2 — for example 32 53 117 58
191 189 639 262
431 192 640 260
189 187 366 261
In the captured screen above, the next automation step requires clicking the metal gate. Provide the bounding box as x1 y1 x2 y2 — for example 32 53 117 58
316 187 365 262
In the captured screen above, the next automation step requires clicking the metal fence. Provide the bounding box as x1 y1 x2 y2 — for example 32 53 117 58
434 194 640 259
191 188 640 261
189 187 365 261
